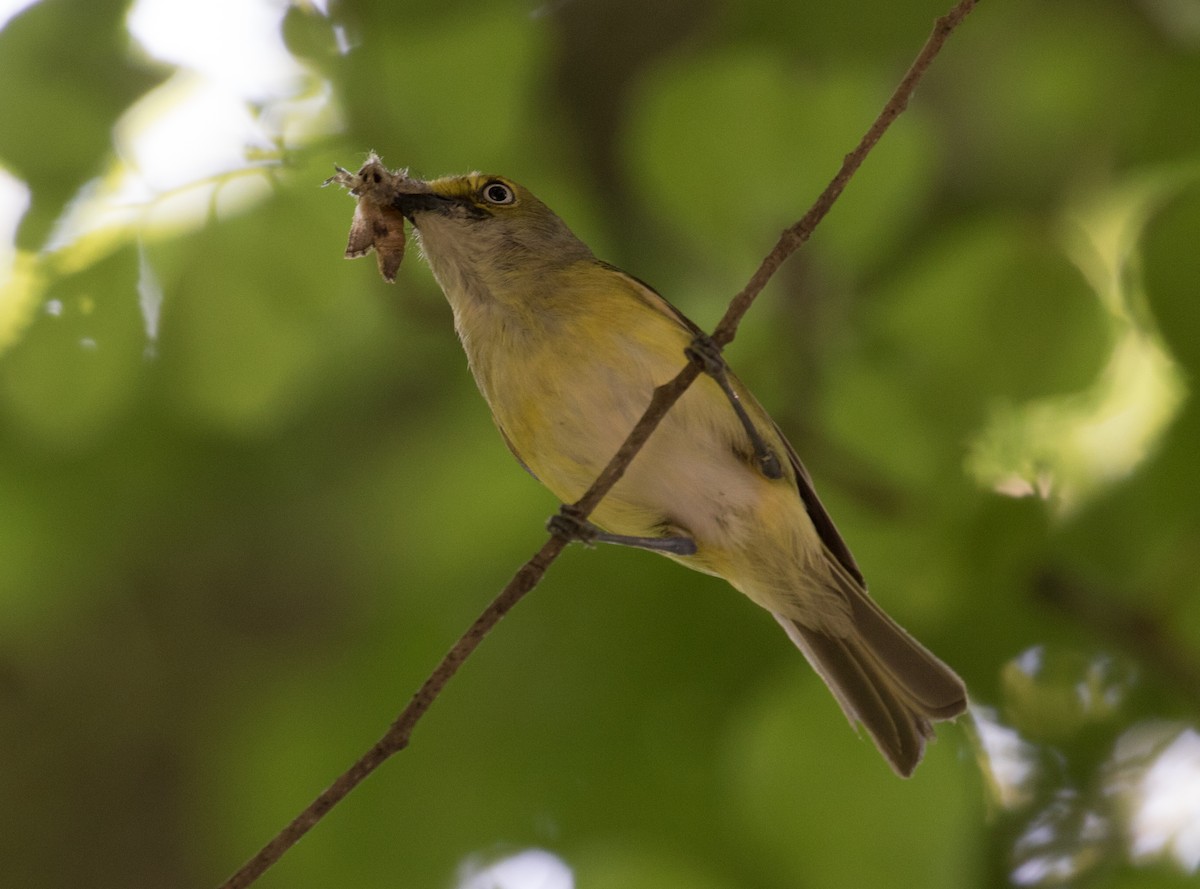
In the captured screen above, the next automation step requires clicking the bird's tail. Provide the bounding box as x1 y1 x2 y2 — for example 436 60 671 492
774 584 967 777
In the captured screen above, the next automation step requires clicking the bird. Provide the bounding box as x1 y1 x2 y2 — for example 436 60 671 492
341 165 968 776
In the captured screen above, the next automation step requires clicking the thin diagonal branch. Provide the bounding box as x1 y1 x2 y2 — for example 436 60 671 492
217 3 978 886
217 537 567 889
580 0 978 510
712 0 978 350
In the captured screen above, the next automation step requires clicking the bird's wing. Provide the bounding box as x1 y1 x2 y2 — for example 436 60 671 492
599 262 707 338
774 428 865 586
604 261 866 587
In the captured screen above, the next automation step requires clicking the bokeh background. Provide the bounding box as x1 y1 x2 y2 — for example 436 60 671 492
2 0 1199 887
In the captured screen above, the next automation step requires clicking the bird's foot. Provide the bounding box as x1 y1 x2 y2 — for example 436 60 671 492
548 506 697 556
685 335 784 480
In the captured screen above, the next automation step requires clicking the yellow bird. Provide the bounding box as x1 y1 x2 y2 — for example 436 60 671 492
381 171 967 776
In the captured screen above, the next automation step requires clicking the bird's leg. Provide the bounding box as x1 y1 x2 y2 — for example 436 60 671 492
685 335 784 479
548 505 698 556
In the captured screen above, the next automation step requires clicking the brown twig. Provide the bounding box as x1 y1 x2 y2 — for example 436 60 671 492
711 0 978 351
217 3 978 886
218 538 566 889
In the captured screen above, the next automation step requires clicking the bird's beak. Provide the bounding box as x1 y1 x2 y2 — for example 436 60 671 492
394 185 490 224
392 189 455 222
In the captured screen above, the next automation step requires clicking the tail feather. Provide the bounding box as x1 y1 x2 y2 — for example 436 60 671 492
844 588 967 720
775 589 967 777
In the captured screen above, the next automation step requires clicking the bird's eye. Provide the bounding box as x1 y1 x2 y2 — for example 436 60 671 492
481 181 515 205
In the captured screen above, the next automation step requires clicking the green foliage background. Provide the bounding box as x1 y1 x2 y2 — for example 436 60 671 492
1 1 1198 887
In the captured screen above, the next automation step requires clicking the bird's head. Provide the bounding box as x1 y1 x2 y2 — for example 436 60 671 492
393 174 593 302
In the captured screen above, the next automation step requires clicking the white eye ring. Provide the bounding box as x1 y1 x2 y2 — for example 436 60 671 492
481 181 515 205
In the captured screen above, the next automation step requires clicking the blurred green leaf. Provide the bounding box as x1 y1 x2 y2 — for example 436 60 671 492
0 0 164 244
627 50 935 285
0 245 146 449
